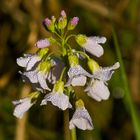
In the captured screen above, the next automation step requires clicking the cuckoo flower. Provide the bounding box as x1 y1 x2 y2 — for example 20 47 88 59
17 48 49 71
41 80 72 110
85 79 110 101
21 60 55 91
12 91 40 119
69 99 93 130
76 35 106 57
14 10 120 132
66 52 92 86
85 60 120 101
92 62 120 82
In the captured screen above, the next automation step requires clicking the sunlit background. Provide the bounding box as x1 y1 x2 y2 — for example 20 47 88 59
0 0 140 140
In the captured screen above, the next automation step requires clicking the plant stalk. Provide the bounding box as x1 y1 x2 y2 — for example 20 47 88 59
112 27 140 140
71 128 77 140
64 109 71 140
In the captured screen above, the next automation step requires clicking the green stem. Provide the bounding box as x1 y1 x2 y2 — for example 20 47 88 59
66 43 72 51
112 26 140 140
59 67 66 81
71 128 77 140
76 51 90 59
64 109 71 140
44 52 53 61
65 34 76 43
54 31 63 39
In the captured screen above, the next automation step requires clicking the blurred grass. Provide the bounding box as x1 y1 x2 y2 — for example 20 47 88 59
0 0 140 140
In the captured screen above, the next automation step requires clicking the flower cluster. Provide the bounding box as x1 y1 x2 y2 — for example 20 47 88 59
13 10 120 130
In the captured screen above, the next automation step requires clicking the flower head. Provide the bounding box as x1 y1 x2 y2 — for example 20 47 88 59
66 65 92 86
12 91 40 118
76 35 106 57
66 53 92 86
85 79 110 101
17 54 41 71
92 62 120 82
21 60 54 91
69 99 93 130
41 81 72 110
14 10 120 131
85 62 120 101
17 48 49 71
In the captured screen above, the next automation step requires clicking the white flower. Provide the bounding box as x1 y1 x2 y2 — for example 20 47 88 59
76 35 106 57
83 36 106 57
66 65 92 86
41 92 72 110
69 107 93 130
17 54 41 71
12 98 34 119
41 81 72 110
85 62 120 101
85 79 110 101
92 62 120 82
35 38 50 48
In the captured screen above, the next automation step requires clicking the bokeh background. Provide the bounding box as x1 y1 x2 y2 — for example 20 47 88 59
0 0 140 140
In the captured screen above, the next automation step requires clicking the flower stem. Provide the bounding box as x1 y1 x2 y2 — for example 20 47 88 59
76 51 90 59
71 128 77 140
59 67 66 81
65 34 76 43
63 109 70 140
112 27 140 140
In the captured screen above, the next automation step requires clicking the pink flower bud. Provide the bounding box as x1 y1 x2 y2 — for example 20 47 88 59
36 39 50 48
71 17 79 26
43 18 51 26
61 10 66 17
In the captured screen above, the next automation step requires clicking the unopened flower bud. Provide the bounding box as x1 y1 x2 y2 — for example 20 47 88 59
61 10 66 18
68 17 79 30
88 59 100 73
75 34 87 46
75 99 84 108
58 10 67 29
37 48 49 58
54 81 64 93
37 61 51 73
43 17 55 32
68 53 79 67
36 39 50 48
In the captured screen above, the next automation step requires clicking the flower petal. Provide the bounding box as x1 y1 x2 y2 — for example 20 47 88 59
93 62 120 82
68 65 92 78
69 107 93 130
89 36 106 44
86 80 110 101
35 38 50 48
16 55 31 68
84 40 104 57
23 70 38 83
41 92 71 110
71 75 87 86
12 98 33 119
26 55 41 71
37 72 51 91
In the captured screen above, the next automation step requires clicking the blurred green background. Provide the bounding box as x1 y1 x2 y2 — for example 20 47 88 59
0 0 140 140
